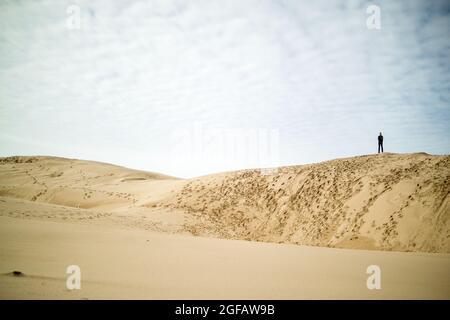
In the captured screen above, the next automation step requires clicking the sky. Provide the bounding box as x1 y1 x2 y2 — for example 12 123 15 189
0 0 449 178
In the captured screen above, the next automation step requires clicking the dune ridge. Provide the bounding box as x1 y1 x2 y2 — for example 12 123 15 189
0 153 449 253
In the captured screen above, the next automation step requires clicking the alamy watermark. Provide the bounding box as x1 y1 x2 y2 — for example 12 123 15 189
366 4 381 30
66 4 81 30
366 265 381 290
66 265 81 290
170 124 280 176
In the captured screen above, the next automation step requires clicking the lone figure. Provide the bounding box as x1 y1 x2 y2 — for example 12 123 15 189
378 132 384 153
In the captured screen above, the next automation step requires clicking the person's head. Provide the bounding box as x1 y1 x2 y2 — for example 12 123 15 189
379 132 382 136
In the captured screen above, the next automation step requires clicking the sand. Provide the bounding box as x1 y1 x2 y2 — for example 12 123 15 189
0 154 449 299
1 217 449 299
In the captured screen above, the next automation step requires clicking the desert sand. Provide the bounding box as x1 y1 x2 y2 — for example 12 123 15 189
0 153 449 299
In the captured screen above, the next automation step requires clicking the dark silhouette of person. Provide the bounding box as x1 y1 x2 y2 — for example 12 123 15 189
378 132 384 153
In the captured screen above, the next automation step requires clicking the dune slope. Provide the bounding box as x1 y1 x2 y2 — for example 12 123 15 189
0 153 449 253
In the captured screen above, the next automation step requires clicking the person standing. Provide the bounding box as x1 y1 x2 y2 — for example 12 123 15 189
378 132 384 153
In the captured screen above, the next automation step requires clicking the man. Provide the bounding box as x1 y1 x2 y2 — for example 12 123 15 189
378 132 384 153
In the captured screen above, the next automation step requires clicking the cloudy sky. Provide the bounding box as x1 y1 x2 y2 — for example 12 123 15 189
1 0 449 178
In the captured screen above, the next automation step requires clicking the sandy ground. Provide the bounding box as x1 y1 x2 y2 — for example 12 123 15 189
0 154 449 299
1 217 449 299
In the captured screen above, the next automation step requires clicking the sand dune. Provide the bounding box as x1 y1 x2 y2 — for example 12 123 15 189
164 153 450 253
0 154 449 299
0 153 449 253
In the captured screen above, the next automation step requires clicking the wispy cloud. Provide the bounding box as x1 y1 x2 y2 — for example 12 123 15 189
0 0 449 177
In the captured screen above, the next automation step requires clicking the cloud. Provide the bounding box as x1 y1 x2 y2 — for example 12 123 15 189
0 0 449 177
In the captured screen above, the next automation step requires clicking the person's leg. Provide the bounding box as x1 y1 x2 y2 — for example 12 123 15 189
381 143 383 153
378 143 380 153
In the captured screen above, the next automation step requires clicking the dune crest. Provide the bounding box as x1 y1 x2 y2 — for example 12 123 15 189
0 153 449 253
